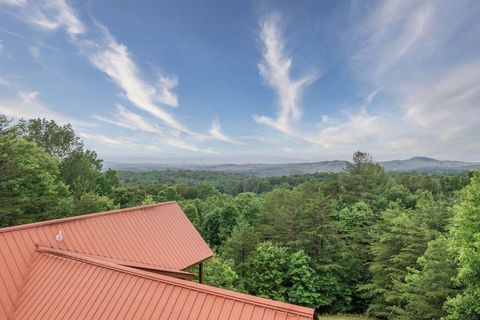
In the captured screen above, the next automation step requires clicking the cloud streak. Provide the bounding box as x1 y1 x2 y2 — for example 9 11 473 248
93 104 161 134
0 0 217 153
208 118 243 144
79 24 191 134
2 0 85 36
254 14 318 134
0 90 91 127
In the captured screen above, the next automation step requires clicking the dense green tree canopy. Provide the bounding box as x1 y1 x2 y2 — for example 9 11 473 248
15 118 82 159
0 134 71 226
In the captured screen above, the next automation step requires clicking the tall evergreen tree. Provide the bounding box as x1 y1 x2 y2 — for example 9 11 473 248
360 205 431 318
222 221 260 277
445 171 480 319
390 236 458 320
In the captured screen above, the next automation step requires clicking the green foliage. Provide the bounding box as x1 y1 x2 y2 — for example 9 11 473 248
95 169 121 198
330 151 389 208
0 134 71 226
179 201 200 226
390 236 458 320
113 186 147 208
141 195 155 205
346 151 380 175
15 118 82 159
233 192 262 225
158 185 184 201
195 182 221 199
246 242 289 301
203 256 239 291
60 149 102 197
73 192 117 214
338 202 376 310
0 114 12 134
445 171 480 319
222 221 260 277
360 205 432 318
287 250 321 307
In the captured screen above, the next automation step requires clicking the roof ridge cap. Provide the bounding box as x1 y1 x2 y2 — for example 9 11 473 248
0 201 178 233
36 246 314 317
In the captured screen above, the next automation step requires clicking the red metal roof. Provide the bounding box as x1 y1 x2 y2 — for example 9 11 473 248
0 202 213 319
10 247 314 320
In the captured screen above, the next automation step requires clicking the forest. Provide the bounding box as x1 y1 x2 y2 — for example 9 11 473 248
1 113 479 319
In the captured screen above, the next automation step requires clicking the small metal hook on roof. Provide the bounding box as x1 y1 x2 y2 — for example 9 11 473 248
55 231 64 241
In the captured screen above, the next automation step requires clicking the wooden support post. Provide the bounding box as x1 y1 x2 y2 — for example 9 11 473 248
199 262 204 284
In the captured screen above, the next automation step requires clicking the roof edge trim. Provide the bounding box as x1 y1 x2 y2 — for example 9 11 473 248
0 202 178 233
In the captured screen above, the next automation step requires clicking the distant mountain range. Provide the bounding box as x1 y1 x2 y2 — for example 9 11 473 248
105 157 480 177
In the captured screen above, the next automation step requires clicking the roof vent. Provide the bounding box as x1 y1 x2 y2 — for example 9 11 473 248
55 231 64 241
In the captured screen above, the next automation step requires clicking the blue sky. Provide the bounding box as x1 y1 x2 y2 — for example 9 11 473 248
1 0 479 163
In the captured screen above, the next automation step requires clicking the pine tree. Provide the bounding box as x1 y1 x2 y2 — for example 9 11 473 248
390 236 458 320
445 171 480 319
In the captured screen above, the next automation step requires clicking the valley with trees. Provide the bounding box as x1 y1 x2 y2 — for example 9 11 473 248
1 114 479 319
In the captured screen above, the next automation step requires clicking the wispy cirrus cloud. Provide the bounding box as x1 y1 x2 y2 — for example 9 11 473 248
0 0 27 7
254 14 318 134
0 0 221 153
345 0 480 158
93 104 161 134
208 118 243 144
1 0 85 36
252 2 480 160
76 22 194 135
0 89 91 127
78 24 191 134
348 1 433 82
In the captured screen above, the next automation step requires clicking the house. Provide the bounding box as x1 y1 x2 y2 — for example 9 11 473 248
0 202 315 319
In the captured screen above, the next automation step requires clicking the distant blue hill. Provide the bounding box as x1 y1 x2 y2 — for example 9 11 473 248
105 157 480 177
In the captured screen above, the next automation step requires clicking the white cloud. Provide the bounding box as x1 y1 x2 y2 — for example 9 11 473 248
0 39 3 51
0 0 213 153
0 0 26 6
348 1 433 82
79 132 126 146
0 90 91 127
404 61 480 131
157 75 179 108
93 104 161 134
2 0 85 36
79 24 192 135
309 110 383 148
208 118 242 144
254 14 318 134
365 88 382 105
159 136 204 152
0 0 193 135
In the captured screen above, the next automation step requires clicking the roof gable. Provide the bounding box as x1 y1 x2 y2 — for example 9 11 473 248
0 202 213 319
